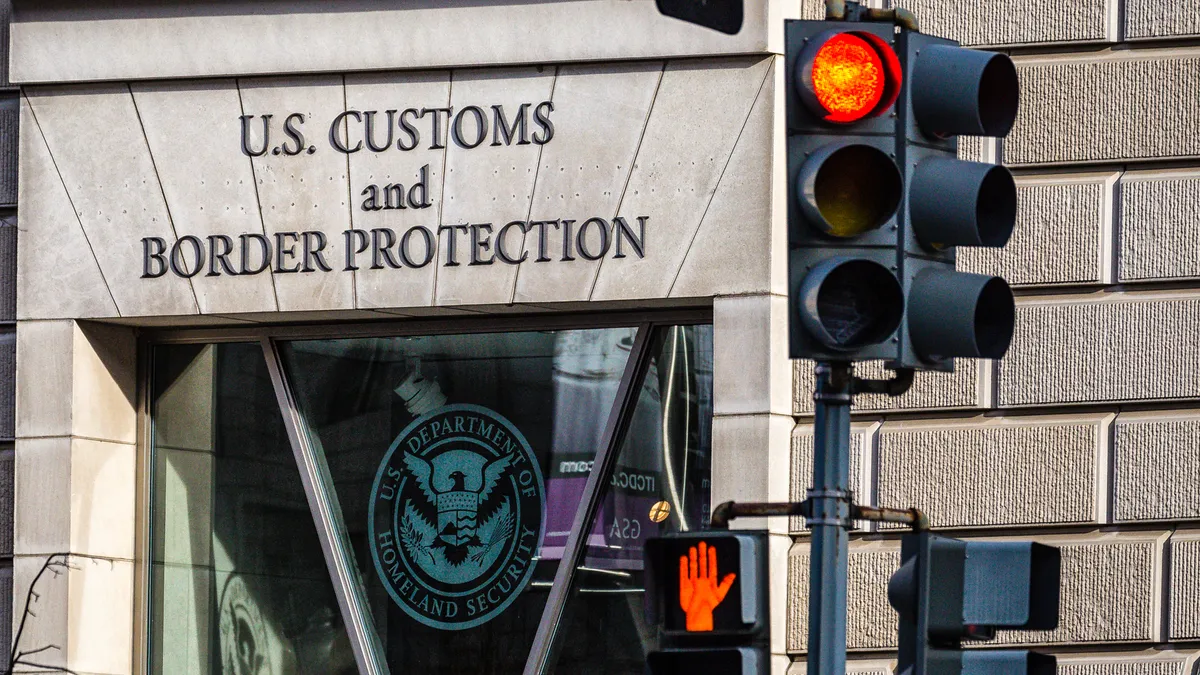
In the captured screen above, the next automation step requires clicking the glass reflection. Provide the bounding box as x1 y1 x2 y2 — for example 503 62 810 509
149 343 355 675
279 328 637 674
550 325 714 674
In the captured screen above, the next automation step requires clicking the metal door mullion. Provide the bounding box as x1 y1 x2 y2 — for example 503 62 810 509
261 338 388 675
523 322 658 675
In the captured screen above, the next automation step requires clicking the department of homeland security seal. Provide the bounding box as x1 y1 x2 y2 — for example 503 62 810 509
369 403 546 630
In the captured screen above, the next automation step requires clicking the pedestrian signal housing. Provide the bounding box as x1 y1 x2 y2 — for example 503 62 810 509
644 531 769 675
888 532 1061 675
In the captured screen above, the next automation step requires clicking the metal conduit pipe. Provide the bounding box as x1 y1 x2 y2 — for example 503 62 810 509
866 6 921 31
824 0 921 32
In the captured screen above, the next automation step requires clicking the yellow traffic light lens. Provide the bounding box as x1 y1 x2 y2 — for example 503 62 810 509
812 33 886 123
809 145 902 237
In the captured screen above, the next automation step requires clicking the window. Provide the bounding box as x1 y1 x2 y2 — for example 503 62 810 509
548 325 712 674
148 318 713 675
150 343 355 674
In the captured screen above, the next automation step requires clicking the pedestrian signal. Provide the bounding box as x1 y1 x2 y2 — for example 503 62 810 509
888 532 1061 675
647 533 763 637
645 531 770 675
679 540 738 631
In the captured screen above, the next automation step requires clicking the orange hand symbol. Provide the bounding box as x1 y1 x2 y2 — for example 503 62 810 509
678 540 737 632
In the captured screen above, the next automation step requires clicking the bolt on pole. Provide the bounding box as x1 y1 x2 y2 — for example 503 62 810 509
807 361 854 675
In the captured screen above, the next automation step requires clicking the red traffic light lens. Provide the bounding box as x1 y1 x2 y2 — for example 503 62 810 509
796 30 902 125
812 33 885 123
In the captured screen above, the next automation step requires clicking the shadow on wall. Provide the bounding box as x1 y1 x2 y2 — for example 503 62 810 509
78 322 137 417
11 0 590 21
9 554 82 675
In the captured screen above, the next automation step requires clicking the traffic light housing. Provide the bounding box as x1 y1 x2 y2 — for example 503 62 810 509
786 20 1021 369
893 31 1019 370
644 531 769 675
888 532 1061 675
654 0 743 34
787 21 906 362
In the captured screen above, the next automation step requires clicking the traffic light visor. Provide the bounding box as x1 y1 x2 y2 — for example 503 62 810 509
797 144 902 238
796 30 902 124
912 46 1019 138
908 270 1014 360
799 258 904 350
910 159 1016 249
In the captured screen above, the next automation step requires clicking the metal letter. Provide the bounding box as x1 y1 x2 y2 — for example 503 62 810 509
495 221 529 264
330 110 363 153
575 217 611 261
239 114 271 157
142 237 168 278
343 228 369 271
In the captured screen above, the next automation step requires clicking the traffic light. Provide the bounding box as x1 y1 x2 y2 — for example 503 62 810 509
654 0 743 34
887 532 1061 675
785 20 1021 369
786 21 906 362
644 532 769 675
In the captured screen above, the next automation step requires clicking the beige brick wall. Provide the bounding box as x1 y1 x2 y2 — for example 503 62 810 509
791 3 1200 671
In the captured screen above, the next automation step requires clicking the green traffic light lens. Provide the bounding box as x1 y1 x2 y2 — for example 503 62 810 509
802 144 902 238
799 258 904 350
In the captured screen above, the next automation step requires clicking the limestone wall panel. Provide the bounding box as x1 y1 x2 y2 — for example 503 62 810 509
960 174 1113 286
433 67 554 306
511 63 662 304
790 422 874 533
238 76 356 312
787 543 899 652
893 0 1114 46
1118 169 1200 283
877 417 1104 529
789 534 1162 652
998 297 1200 406
343 71 449 310
10 1 775 83
1114 413 1200 522
1007 54 1200 165
1169 534 1200 639
1125 1 1200 39
24 87 197 317
671 58 776 298
590 57 772 301
793 359 980 415
131 80 278 314
1057 653 1199 675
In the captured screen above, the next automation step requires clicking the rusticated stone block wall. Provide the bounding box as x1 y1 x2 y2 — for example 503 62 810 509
788 2 1200 673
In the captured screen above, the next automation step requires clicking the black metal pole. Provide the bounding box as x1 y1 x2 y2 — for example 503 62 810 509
807 361 853 675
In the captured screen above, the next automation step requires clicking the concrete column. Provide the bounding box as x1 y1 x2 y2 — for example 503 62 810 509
13 320 138 675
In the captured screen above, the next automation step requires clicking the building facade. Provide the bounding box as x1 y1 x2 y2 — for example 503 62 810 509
4 1 1200 674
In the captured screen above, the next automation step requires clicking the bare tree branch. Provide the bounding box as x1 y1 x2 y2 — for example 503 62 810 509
12 645 58 661
11 657 80 674
7 554 78 675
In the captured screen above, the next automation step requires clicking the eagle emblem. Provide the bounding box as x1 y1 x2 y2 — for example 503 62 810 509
369 404 545 630
398 449 516 582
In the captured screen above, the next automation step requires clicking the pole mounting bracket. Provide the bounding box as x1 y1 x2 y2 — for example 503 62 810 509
852 367 915 398
708 499 930 532
825 0 921 31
